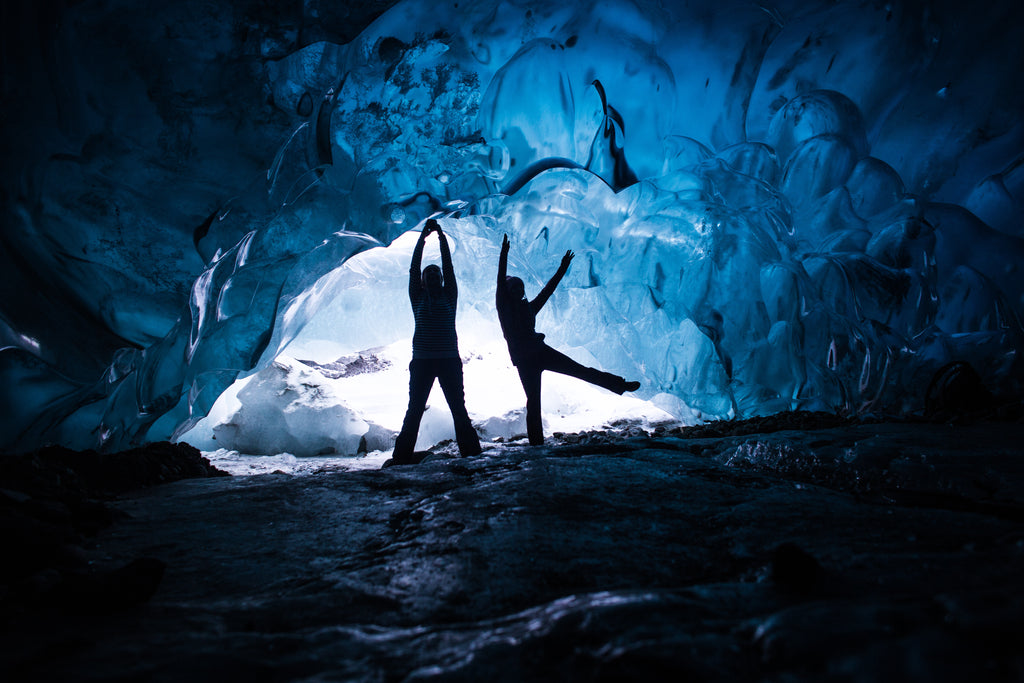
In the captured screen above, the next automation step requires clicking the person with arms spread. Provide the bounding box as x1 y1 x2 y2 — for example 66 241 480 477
388 219 482 466
496 234 640 445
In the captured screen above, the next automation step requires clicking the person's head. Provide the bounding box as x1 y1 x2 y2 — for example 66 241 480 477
422 264 443 294
505 276 525 300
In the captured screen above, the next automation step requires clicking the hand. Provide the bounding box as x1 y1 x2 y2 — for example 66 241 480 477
560 249 575 270
501 233 511 253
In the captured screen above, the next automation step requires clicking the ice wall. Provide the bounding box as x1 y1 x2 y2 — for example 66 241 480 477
2 0 1022 452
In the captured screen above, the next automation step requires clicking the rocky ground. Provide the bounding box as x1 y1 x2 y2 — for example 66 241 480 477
2 412 1023 681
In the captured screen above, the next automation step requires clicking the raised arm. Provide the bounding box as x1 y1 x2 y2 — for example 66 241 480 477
496 233 510 304
436 222 457 302
531 249 574 313
409 225 429 304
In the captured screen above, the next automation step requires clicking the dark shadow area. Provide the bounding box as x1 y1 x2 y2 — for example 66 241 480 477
2 411 1022 681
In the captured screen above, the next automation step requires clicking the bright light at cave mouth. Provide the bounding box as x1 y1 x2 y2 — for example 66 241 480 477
179 229 679 471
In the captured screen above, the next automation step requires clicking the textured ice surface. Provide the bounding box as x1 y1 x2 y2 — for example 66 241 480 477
2 0 1023 452
202 357 391 458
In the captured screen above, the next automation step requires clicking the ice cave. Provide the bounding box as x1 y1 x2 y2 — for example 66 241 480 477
2 0 1023 680
3 0 1022 458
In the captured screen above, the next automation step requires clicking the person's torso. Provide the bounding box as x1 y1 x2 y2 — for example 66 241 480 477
496 296 544 363
412 291 460 359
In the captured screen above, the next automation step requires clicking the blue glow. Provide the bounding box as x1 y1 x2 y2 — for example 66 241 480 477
2 0 1022 452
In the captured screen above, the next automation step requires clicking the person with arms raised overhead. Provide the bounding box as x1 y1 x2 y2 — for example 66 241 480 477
496 233 640 446
388 219 482 466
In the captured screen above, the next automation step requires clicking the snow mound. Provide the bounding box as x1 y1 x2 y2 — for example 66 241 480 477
208 358 393 457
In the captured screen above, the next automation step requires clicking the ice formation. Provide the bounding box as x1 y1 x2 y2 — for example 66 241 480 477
2 0 1022 453
202 357 392 458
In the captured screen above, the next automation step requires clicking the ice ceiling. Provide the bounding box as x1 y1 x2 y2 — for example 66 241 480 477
2 0 1023 453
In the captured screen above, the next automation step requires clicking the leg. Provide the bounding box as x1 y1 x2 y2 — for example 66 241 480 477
516 359 544 445
538 345 629 394
392 359 437 461
436 358 482 457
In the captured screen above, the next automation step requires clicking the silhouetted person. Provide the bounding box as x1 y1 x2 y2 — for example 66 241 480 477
496 234 640 445
389 219 481 465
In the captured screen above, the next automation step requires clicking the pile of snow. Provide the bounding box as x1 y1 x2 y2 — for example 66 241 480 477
186 357 392 458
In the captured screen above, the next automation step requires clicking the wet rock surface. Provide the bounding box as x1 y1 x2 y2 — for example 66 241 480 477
3 416 1024 681
0 442 226 616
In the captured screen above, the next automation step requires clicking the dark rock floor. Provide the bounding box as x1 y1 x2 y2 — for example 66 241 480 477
2 415 1023 681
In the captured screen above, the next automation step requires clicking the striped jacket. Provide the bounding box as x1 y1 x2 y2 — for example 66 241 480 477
409 230 460 359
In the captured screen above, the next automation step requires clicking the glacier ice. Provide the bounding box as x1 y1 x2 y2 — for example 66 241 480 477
202 357 391 458
2 0 1023 453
